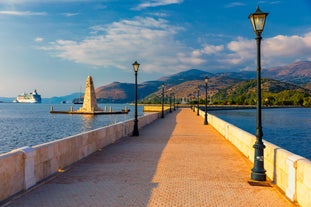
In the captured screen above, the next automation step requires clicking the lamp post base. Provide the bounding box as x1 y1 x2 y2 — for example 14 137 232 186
251 171 266 181
204 114 208 125
251 143 266 181
133 128 139 136
133 120 139 136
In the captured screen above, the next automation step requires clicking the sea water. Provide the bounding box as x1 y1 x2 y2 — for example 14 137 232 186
0 103 143 154
1 104 310 161
208 107 311 160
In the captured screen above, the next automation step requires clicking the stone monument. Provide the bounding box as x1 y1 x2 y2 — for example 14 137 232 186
77 76 101 112
50 75 130 115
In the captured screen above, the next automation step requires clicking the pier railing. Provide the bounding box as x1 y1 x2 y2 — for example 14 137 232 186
195 107 311 207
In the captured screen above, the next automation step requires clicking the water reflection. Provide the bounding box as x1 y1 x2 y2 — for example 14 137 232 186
0 103 143 154
81 115 95 131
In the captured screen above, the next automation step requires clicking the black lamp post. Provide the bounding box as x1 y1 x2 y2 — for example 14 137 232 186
132 61 140 136
249 6 268 181
204 77 209 125
197 88 200 116
161 83 165 118
169 94 172 113
173 94 176 111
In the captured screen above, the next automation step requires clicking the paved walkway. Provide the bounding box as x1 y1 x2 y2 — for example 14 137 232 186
4 109 295 207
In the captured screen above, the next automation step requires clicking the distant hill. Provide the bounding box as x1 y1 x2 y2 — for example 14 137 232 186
216 71 256 80
213 78 311 105
30 60 311 104
262 61 311 84
158 69 214 85
94 69 214 103
95 81 161 103
42 92 82 104
0 97 14 103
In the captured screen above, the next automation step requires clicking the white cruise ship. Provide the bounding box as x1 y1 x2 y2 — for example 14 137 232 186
14 90 42 103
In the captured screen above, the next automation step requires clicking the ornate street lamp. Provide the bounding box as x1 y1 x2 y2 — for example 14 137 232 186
173 94 176 111
169 94 172 113
197 88 200 116
192 96 195 112
132 61 140 136
249 6 268 181
161 82 165 118
204 77 209 125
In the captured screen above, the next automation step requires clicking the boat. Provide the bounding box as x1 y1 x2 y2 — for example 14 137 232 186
72 97 83 104
14 90 42 103
72 86 84 104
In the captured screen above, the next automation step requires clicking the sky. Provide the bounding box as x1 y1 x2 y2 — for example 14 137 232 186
0 0 310 98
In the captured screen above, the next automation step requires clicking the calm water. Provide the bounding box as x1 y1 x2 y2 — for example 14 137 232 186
208 108 311 160
0 103 143 154
1 105 310 161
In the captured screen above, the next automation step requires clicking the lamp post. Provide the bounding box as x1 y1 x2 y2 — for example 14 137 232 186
132 61 140 136
204 77 209 125
197 88 200 116
249 6 268 181
169 94 172 113
161 82 165 118
173 94 176 111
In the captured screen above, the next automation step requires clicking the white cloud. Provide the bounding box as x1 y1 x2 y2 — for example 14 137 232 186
225 2 246 8
39 14 311 74
134 0 183 10
62 12 79 17
220 32 311 70
185 32 311 71
41 17 203 74
34 37 44 42
0 10 46 16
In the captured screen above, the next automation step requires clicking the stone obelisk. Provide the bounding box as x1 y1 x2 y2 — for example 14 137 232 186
77 76 101 112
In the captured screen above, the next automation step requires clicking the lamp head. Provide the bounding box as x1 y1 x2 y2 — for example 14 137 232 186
205 76 209 84
248 6 269 36
132 61 140 72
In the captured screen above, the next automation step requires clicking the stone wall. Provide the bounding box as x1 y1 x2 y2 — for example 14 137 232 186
143 105 171 112
0 151 24 202
195 108 311 207
0 112 160 203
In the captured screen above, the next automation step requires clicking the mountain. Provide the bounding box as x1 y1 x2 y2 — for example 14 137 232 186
94 69 214 103
37 61 311 104
42 92 82 104
216 71 256 80
95 81 161 103
144 75 241 102
213 78 311 105
0 97 14 103
262 61 311 85
158 69 214 85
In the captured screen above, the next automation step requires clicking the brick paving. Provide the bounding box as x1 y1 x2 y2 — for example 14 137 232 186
4 108 295 207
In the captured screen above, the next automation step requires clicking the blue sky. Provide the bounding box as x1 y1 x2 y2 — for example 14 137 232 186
0 0 310 97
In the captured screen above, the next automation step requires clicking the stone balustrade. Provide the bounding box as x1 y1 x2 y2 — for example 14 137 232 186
196 108 311 207
0 112 160 203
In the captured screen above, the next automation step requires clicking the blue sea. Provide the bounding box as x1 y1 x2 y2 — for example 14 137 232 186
1 104 310 161
0 103 143 154
208 108 311 161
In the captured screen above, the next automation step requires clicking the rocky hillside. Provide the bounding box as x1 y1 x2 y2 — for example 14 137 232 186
92 61 311 103
213 78 311 105
263 61 311 85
